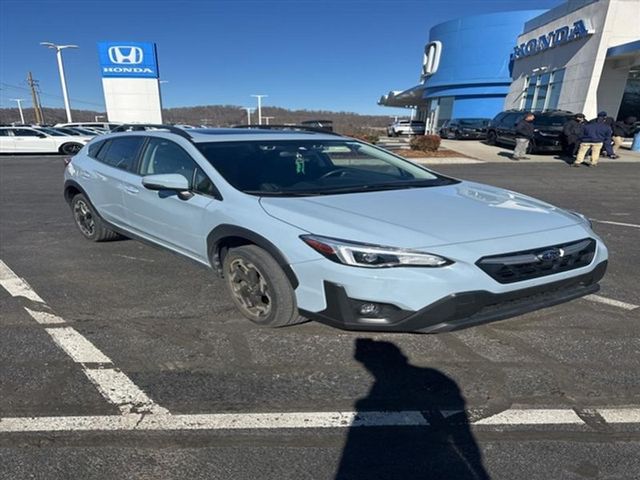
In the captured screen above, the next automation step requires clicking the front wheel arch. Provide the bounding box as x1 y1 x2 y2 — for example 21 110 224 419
207 225 299 289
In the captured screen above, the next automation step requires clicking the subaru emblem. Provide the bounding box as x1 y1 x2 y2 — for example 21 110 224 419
537 248 563 262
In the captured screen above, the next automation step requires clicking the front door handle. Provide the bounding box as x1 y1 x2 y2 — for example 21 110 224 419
123 185 139 194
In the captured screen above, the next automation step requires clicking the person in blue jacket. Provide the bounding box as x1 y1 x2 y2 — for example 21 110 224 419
573 112 613 167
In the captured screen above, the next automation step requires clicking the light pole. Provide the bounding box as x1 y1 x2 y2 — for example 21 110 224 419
40 42 78 123
251 94 267 125
244 107 253 125
94 115 105 122
9 99 25 124
263 116 274 125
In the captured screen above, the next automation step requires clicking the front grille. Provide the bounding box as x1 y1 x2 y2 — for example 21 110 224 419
476 238 596 284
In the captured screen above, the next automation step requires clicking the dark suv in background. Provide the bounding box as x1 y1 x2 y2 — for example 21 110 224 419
439 118 491 140
486 110 574 153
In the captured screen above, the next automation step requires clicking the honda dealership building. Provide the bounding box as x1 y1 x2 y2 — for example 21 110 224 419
379 0 640 132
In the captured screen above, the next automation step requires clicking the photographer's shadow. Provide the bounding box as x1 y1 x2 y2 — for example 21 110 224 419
336 338 489 480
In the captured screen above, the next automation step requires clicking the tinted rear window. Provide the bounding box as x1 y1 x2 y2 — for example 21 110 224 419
97 137 145 172
534 115 572 127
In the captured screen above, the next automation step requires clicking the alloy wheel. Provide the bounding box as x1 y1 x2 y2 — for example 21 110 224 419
227 258 272 320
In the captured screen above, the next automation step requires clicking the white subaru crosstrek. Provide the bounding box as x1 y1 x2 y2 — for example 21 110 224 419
64 125 608 333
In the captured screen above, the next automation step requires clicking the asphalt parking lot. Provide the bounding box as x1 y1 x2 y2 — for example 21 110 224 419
1 154 639 480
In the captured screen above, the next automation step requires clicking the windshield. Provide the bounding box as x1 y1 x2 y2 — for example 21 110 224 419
36 127 69 137
458 119 489 126
197 140 456 196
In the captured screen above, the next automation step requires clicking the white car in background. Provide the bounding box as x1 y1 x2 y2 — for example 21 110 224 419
0 126 92 154
387 120 426 137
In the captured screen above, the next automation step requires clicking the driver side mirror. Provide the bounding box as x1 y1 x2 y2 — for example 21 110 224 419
142 174 193 199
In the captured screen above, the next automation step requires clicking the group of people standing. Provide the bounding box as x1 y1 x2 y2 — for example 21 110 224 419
561 112 637 167
512 111 637 166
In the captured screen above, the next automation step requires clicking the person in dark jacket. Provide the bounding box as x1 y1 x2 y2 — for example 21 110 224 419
513 113 535 160
573 113 613 167
561 113 585 159
612 116 637 155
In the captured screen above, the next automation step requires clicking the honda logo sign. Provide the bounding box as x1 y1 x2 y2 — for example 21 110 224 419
108 46 144 64
98 42 159 78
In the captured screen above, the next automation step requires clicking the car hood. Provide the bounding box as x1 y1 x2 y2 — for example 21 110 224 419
259 181 583 248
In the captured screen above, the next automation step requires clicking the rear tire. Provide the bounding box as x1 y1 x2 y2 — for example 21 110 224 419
60 142 83 155
223 245 304 328
71 193 120 242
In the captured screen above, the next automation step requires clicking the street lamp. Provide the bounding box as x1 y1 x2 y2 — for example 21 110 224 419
40 42 78 123
244 107 253 125
263 116 274 125
9 99 25 124
251 94 267 125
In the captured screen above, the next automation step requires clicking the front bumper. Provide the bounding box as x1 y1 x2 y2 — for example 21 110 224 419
299 261 607 333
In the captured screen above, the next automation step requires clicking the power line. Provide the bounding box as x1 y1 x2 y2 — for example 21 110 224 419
0 82 105 108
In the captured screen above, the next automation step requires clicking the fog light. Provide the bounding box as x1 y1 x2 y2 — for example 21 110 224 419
359 303 381 316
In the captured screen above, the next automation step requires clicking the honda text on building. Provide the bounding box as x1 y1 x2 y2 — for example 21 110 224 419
63 125 608 333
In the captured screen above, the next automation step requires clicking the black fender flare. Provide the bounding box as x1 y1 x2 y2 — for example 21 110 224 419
207 225 299 289
63 179 90 204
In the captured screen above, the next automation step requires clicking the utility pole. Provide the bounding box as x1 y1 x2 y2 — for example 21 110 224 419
10 99 26 124
251 94 267 125
27 72 43 125
244 108 252 125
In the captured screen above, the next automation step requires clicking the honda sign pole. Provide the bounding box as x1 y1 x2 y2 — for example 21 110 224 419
41 42 78 123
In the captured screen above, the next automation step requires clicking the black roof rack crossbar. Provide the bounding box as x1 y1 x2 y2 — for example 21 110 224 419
232 124 340 135
111 124 193 141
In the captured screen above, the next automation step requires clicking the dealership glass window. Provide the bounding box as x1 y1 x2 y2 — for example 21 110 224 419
546 69 565 110
521 69 565 112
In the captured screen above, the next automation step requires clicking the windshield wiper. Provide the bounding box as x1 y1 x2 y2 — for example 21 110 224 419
312 179 452 194
243 190 323 197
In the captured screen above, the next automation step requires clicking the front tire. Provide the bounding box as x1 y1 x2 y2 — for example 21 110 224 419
223 245 304 328
71 194 119 242
486 131 497 145
60 142 83 155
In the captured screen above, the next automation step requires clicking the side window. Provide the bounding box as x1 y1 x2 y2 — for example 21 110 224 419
12 129 42 137
99 137 145 172
193 167 217 197
0 129 9 137
139 138 196 183
87 140 106 159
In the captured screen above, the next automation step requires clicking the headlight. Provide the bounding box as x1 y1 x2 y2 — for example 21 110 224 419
568 210 592 228
300 235 453 268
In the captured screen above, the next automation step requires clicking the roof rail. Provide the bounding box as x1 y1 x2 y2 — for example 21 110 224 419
110 124 193 141
232 124 340 136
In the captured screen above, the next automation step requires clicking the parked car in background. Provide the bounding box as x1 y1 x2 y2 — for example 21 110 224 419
63 125 607 333
387 120 426 137
301 120 334 132
55 122 121 131
52 127 100 137
486 110 574 153
439 118 491 140
0 126 91 154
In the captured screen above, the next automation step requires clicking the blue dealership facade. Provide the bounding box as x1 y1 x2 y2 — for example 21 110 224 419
380 0 640 132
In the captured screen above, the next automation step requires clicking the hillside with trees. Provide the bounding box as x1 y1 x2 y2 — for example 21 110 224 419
0 105 398 134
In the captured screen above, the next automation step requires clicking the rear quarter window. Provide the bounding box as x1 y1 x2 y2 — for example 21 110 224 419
87 140 106 159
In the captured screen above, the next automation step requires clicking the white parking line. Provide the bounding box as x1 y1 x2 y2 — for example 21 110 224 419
597 408 640 424
4 407 640 433
592 219 640 229
473 408 584 425
46 327 112 364
24 307 66 324
0 259 169 416
84 369 169 415
0 260 44 303
584 294 639 311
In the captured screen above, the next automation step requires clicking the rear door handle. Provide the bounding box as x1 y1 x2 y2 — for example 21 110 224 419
123 185 139 194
